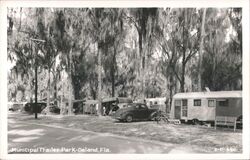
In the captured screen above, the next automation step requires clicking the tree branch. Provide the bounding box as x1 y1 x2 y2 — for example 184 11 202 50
185 49 198 64
123 14 140 32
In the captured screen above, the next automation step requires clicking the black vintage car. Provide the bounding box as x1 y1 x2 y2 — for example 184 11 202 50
24 102 60 114
24 102 47 113
113 103 158 122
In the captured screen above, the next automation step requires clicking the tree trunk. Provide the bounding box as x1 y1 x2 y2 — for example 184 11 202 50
138 31 146 99
68 49 73 115
54 82 57 105
181 60 186 92
169 74 173 112
60 73 65 115
181 43 186 92
46 67 50 112
111 17 116 98
180 9 187 93
28 71 33 103
111 46 116 97
198 8 207 91
97 43 102 115
137 27 143 98
60 95 63 115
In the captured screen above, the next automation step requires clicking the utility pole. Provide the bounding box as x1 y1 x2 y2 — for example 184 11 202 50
30 38 45 119
34 58 38 119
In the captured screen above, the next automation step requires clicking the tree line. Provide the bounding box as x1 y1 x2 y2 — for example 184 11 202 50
7 8 242 115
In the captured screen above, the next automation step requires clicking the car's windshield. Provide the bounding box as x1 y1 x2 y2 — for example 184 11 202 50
140 104 147 109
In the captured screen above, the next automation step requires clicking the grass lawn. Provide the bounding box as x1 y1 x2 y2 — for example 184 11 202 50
10 112 242 153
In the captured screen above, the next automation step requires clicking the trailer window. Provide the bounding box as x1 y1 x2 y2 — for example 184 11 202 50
218 99 229 107
175 100 181 106
208 100 216 107
182 99 187 106
194 99 201 106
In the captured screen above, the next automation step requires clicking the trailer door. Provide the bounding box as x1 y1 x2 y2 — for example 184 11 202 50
181 99 188 117
174 100 181 119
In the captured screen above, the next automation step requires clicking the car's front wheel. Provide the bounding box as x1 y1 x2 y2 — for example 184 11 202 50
126 115 133 122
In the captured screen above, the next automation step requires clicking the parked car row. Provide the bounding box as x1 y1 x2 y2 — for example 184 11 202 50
70 97 166 122
8 102 60 115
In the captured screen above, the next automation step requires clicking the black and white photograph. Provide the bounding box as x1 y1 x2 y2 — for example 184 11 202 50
0 0 249 160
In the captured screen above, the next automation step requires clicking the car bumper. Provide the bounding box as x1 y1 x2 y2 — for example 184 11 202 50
112 114 123 120
114 116 122 120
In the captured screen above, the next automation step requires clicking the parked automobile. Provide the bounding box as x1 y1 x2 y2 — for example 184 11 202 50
23 102 47 113
108 103 130 115
113 103 158 122
41 104 60 115
8 102 25 112
102 97 133 115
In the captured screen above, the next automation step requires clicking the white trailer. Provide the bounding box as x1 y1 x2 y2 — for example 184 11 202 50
170 91 242 123
145 97 167 112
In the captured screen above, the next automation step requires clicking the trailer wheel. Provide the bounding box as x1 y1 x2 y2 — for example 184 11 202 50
192 119 200 125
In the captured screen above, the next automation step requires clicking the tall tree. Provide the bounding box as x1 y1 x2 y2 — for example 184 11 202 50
126 8 158 98
168 8 200 92
155 8 178 107
202 8 242 91
33 8 59 111
53 8 92 114
198 8 207 91
155 8 201 94
52 9 74 114
8 8 45 104
101 8 125 97
88 8 117 115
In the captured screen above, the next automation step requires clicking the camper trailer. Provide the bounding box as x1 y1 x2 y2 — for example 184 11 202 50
83 100 99 115
145 97 168 113
170 91 242 123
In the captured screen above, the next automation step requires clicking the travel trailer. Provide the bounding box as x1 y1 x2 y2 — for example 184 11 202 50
83 100 99 115
170 91 242 123
145 97 168 112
